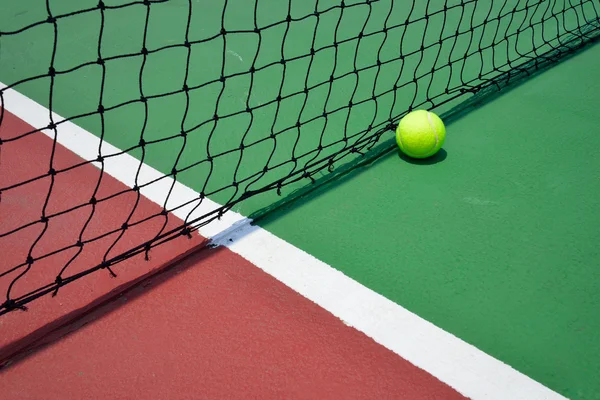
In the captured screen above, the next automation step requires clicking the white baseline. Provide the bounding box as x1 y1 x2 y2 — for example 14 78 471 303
0 82 566 400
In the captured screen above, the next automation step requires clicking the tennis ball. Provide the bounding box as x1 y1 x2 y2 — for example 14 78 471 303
395 110 446 159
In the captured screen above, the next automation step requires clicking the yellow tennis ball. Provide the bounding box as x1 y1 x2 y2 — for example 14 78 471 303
395 110 446 159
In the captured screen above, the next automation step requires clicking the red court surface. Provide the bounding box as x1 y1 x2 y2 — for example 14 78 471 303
0 109 464 398
0 245 465 399
0 109 203 363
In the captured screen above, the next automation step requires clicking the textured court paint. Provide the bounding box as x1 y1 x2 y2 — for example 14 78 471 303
0 84 246 240
0 0 587 217
259 43 600 399
1 86 565 400
0 246 466 400
219 221 566 400
0 109 202 362
1 1 597 397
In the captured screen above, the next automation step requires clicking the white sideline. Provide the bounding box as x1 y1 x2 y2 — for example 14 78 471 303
0 83 567 400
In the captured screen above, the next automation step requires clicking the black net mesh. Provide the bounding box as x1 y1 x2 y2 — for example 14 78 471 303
1 0 599 314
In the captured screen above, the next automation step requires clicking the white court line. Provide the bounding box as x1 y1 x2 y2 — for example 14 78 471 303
0 82 567 400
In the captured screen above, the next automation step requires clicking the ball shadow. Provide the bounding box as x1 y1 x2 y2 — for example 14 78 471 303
397 148 448 165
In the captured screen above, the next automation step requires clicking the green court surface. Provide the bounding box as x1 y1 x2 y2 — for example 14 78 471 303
261 42 600 399
2 1 600 398
3 0 598 216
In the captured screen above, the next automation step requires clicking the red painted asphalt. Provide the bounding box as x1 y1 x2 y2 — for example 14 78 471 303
0 109 202 362
0 245 465 399
1 110 464 398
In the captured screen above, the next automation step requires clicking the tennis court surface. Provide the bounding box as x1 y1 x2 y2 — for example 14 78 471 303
1 1 600 398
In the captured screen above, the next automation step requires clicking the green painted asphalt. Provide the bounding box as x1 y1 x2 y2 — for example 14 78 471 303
2 1 600 398
261 42 600 399
3 0 591 215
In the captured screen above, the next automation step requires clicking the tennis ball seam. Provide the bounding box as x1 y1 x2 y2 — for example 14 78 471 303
426 111 439 148
395 110 445 159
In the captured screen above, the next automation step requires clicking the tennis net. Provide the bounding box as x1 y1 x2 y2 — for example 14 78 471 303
1 0 599 314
